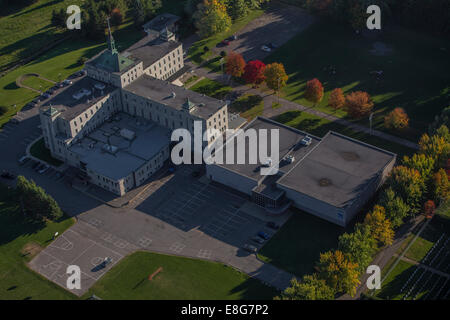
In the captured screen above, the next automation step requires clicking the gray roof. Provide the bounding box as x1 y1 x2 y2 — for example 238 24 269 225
124 33 181 69
42 77 117 121
277 131 396 208
212 117 321 182
142 13 180 33
123 75 227 119
70 113 170 181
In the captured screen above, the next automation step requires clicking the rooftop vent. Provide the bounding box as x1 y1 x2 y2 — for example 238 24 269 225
102 144 118 154
318 178 332 187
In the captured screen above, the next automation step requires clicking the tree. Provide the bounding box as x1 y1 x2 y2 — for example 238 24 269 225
317 250 360 296
225 52 246 78
51 8 67 29
243 60 266 87
110 8 123 26
16 175 63 221
345 91 374 118
384 108 409 130
226 0 250 20
419 125 450 169
364 205 394 247
424 200 436 219
193 0 232 38
278 274 335 300
387 166 426 213
338 224 377 274
402 153 435 183
432 168 450 202
328 88 345 111
379 187 410 228
264 62 288 93
130 0 162 27
304 78 324 107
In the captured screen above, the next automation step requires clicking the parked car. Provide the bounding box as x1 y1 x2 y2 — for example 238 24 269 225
41 93 50 99
243 244 257 253
35 163 45 172
261 45 271 52
31 161 40 169
221 39 230 46
18 155 29 165
257 231 270 240
267 42 277 49
63 79 73 86
266 221 280 230
1 170 15 180
299 136 312 146
226 34 237 41
38 164 50 174
251 237 265 244
10 118 20 124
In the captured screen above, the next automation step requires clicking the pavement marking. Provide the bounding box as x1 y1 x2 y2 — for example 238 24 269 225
49 235 74 251
169 242 186 253
197 249 212 259
137 236 152 248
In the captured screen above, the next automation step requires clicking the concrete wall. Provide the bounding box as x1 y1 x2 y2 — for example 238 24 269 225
206 164 257 196
144 44 184 80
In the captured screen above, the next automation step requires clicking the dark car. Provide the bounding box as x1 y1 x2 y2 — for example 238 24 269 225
1 170 15 180
257 231 270 240
221 39 230 46
267 42 277 49
31 161 40 169
266 221 280 230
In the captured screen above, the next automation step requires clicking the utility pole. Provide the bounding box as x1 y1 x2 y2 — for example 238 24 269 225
369 112 373 135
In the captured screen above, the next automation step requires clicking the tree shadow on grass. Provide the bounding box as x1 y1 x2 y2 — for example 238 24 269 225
228 277 279 300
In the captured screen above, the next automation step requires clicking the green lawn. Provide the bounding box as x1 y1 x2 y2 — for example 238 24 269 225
189 78 232 100
188 9 264 65
30 138 63 167
273 109 415 157
0 184 76 300
376 260 416 300
404 223 441 262
0 0 84 70
229 94 264 120
20 75 54 92
264 20 450 142
184 75 199 87
83 251 278 300
258 209 346 277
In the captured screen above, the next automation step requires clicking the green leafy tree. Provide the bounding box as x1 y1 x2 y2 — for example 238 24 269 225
193 0 232 38
226 0 250 20
364 205 394 247
402 153 435 184
379 187 410 228
432 168 450 202
419 125 450 170
277 274 335 300
338 224 377 274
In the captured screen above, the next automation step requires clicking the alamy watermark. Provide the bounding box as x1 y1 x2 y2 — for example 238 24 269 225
66 5 81 30
170 121 280 176
366 265 381 290
367 5 381 30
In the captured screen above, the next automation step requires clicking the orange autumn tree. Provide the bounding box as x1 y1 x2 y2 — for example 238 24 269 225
225 51 246 78
364 205 394 247
328 88 345 111
433 168 450 201
424 200 436 219
345 91 374 118
264 62 288 94
317 250 360 297
384 108 409 130
304 78 324 107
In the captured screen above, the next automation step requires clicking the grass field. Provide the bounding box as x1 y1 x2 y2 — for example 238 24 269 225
30 138 63 166
189 78 232 100
83 251 278 300
0 0 84 70
20 75 54 92
273 109 415 157
0 184 75 300
264 20 450 142
258 209 345 277
376 260 416 300
229 94 264 120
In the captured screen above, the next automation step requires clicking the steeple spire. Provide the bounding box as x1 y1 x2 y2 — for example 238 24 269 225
107 18 117 54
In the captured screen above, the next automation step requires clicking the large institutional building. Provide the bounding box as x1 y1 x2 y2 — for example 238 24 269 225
39 19 396 226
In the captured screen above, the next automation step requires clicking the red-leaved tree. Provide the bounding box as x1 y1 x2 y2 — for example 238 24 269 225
345 91 374 118
225 52 246 78
424 200 436 219
243 60 266 87
304 78 324 107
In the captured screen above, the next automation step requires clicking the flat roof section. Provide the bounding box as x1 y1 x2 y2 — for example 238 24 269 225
69 113 170 181
42 77 117 121
123 75 227 120
213 117 321 182
277 131 396 208
125 33 181 69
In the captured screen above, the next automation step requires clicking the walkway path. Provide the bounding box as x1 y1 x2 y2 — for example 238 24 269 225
184 60 419 150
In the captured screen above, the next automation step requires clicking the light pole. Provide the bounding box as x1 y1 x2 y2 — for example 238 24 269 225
369 112 374 135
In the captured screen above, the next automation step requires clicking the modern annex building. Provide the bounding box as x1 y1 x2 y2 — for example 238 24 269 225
206 117 396 226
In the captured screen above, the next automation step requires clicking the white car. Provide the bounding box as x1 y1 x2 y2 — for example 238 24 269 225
300 136 312 146
63 79 73 86
261 45 271 52
243 244 258 253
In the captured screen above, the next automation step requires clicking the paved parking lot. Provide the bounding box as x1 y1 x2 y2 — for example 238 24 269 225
213 3 314 61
